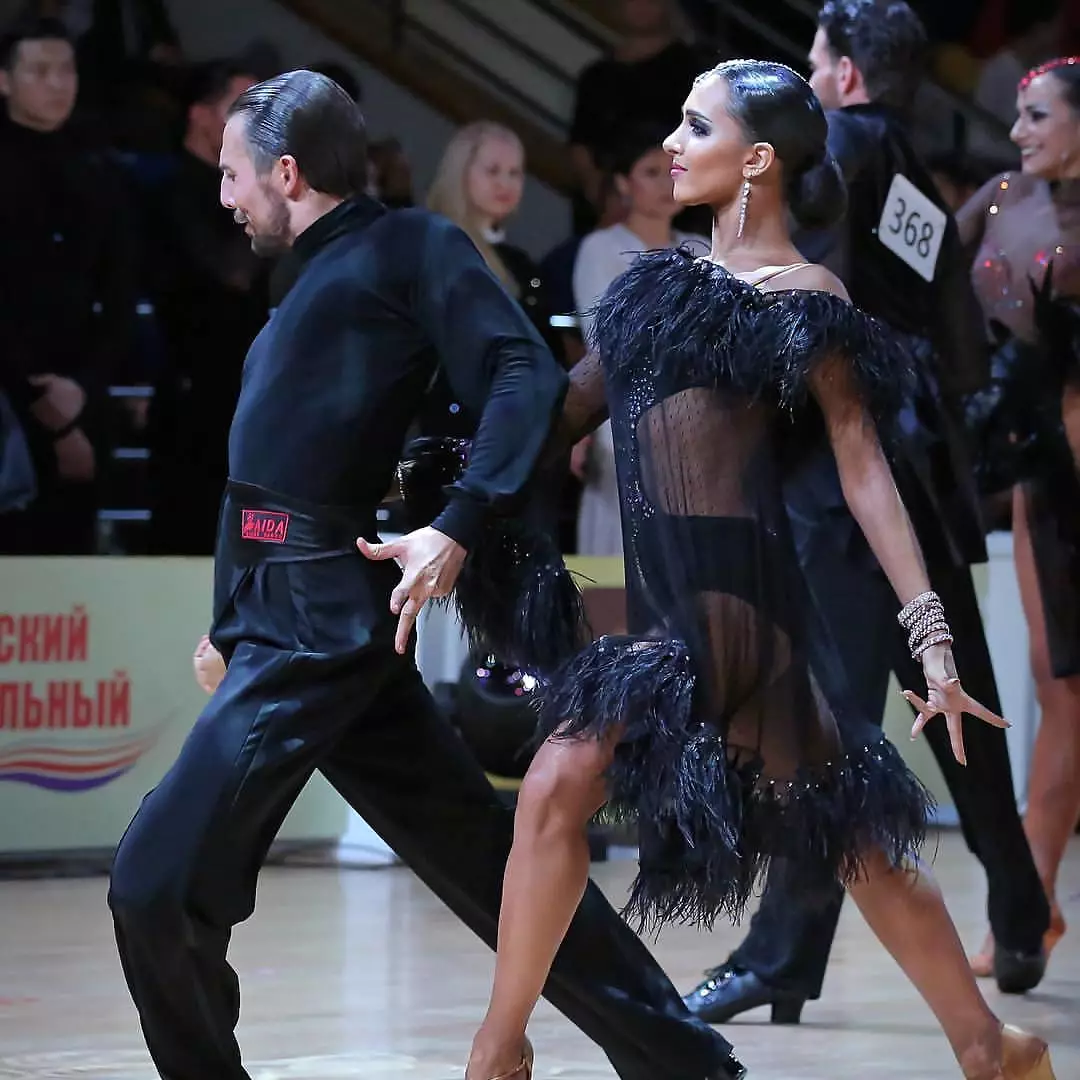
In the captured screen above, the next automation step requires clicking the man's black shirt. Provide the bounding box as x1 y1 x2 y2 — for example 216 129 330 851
229 197 567 550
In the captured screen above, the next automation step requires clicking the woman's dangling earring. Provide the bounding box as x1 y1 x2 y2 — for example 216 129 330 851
737 179 751 239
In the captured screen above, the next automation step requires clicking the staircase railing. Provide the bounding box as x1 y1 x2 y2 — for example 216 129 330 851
276 0 614 192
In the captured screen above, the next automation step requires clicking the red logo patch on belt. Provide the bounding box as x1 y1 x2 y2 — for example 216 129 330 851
241 509 290 543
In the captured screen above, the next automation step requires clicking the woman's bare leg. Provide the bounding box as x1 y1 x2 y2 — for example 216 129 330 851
465 731 614 1080
971 488 1079 976
1013 488 1080 937
850 849 1046 1077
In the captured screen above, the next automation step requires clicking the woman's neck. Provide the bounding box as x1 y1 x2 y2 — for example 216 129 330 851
708 192 802 272
623 211 677 249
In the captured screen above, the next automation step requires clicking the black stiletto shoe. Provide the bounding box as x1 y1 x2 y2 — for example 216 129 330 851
683 963 806 1024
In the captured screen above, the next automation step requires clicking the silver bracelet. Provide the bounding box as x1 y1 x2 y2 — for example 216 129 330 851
912 630 954 659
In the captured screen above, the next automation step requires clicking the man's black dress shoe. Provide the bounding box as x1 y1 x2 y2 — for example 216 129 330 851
708 1050 749 1079
612 1045 748 1079
683 964 806 1025
994 943 1047 994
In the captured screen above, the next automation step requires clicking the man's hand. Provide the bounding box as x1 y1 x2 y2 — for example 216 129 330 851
357 527 467 654
53 428 96 482
193 635 226 694
28 374 86 431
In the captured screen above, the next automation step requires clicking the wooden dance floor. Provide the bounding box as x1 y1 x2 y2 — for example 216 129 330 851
0 832 1076 1079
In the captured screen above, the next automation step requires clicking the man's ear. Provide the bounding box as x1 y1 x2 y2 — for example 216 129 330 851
837 55 860 98
278 153 305 199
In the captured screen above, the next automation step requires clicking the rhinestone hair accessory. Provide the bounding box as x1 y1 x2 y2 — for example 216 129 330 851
1019 56 1080 91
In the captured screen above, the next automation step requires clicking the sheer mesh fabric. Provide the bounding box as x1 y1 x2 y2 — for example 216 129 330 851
632 386 841 784
534 249 929 930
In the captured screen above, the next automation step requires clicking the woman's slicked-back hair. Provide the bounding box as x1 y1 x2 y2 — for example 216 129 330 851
700 59 847 229
227 69 368 198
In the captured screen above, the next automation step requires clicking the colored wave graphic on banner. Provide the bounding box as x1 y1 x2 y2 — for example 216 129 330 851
0 731 160 792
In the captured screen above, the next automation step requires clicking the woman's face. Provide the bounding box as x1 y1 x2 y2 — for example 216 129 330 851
617 147 678 218
466 135 525 223
1011 73 1080 181
663 74 754 209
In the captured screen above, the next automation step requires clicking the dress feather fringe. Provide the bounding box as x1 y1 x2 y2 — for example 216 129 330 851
586 248 919 433
449 518 590 674
397 436 590 674
536 635 933 934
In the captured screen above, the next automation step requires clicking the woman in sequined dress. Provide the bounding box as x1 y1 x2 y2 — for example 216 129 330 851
958 57 1080 977
463 60 1054 1080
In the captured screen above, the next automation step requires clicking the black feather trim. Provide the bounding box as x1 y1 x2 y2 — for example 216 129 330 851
536 635 932 934
395 436 472 531
396 436 590 674
586 248 918 429
449 518 591 675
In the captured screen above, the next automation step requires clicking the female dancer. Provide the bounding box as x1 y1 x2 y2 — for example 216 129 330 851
463 61 1056 1080
959 56 1080 977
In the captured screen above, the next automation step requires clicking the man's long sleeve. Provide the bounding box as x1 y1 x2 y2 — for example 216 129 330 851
413 217 568 549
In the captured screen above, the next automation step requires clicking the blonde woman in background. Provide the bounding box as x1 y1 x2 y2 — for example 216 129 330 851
571 123 709 556
421 121 560 439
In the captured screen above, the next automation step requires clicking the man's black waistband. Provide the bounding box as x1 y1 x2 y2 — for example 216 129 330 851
220 480 379 564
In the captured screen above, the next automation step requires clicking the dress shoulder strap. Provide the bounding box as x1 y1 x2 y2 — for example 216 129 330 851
745 261 811 288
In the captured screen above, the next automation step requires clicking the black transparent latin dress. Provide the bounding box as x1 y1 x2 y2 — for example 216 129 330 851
519 250 932 933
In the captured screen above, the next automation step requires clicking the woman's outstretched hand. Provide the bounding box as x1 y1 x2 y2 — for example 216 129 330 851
903 643 1009 765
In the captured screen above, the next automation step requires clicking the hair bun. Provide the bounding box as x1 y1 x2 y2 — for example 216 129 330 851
789 151 847 231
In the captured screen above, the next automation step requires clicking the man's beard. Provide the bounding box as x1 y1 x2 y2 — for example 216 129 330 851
236 193 291 257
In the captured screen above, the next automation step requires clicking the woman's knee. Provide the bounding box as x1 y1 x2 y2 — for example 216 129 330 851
515 736 609 836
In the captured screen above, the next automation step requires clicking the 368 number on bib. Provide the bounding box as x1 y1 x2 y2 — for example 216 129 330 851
877 173 946 282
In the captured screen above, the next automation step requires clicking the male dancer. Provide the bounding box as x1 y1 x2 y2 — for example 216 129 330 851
107 71 745 1080
684 0 1050 1023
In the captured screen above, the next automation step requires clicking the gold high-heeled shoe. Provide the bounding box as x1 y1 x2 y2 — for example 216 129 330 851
473 1037 534 1080
1001 1025 1056 1079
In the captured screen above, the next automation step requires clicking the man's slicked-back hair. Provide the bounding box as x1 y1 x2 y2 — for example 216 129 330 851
227 69 368 197
818 0 927 111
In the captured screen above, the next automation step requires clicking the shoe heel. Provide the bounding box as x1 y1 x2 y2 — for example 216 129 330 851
770 998 804 1024
1001 1025 1056 1079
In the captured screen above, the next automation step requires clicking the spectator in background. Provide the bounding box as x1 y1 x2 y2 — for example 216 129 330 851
0 14 138 554
144 58 266 555
568 0 713 234
33 0 182 122
570 121 708 557
425 121 561 427
369 136 413 207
